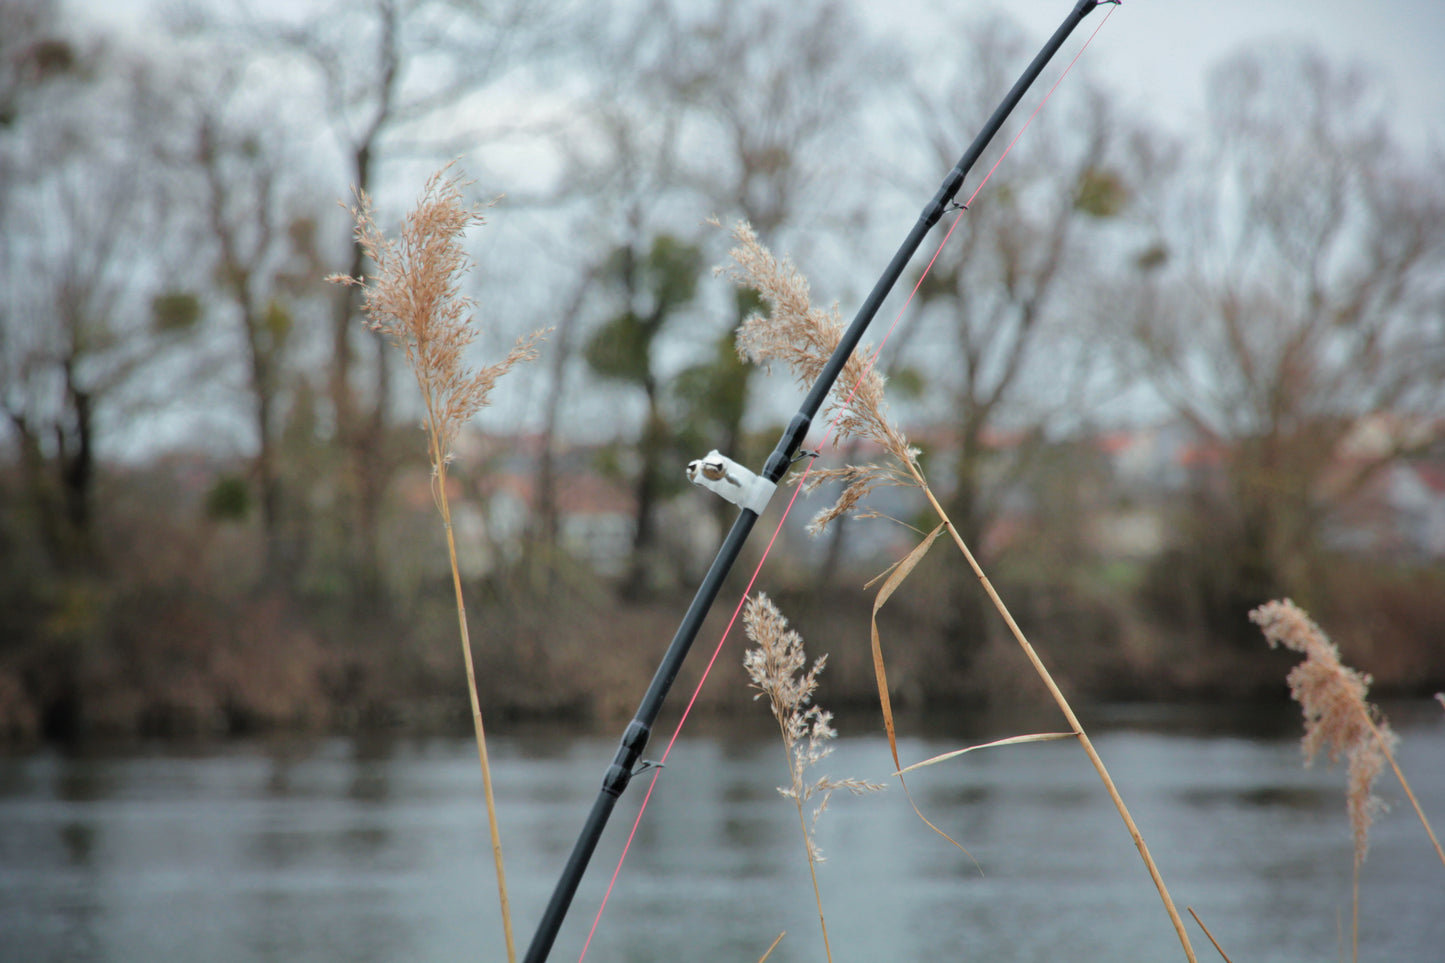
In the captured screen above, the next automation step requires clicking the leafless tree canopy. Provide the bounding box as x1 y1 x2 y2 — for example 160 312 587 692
3 0 1445 735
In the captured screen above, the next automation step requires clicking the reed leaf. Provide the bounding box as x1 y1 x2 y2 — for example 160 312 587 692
895 733 1076 776
864 525 975 859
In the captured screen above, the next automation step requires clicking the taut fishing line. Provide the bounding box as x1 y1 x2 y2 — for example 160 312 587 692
573 4 1118 959
520 5 1121 960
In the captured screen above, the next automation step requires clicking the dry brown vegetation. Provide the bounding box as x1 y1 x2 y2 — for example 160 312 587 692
3 6 1441 959
1251 598 1445 962
742 592 884 963
710 218 1445 962
720 217 1201 961
334 166 546 963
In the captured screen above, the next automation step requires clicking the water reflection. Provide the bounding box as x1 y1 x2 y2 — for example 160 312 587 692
59 821 95 864
1179 784 1333 809
0 703 1440 962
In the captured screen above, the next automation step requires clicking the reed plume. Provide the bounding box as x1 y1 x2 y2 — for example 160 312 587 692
720 217 1199 962
333 166 545 963
1251 598 1445 962
743 592 883 963
716 219 917 534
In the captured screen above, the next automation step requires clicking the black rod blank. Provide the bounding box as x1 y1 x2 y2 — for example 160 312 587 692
522 3 1109 959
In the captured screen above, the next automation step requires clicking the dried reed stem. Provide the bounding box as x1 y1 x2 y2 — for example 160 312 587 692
912 474 1198 963
1187 907 1234 963
1364 711 1445 869
334 166 545 963
756 931 787 963
721 218 1198 962
440 480 514 961
743 593 884 963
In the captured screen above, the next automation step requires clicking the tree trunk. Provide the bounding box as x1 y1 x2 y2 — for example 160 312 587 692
621 395 666 600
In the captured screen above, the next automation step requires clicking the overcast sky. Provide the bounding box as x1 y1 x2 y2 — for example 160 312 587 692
870 0 1444 151
69 0 1444 153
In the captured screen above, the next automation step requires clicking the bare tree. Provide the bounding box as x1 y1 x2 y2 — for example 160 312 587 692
526 0 888 588
176 59 332 585
1119 46 1445 628
889 17 1128 652
630 0 886 236
0 27 198 570
211 0 562 603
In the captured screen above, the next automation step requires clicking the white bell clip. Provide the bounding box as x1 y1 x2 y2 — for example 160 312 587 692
686 450 775 515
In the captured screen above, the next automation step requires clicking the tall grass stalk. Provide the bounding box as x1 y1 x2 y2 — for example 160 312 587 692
1252 598 1445 962
333 167 545 963
756 931 786 963
1186 907 1235 963
743 592 884 963
720 218 1198 962
909 466 1198 962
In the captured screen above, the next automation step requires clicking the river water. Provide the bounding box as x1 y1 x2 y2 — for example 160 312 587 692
2 702 1442 963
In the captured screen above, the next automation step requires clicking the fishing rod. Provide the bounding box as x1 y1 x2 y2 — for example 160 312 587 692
523 1 1114 958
